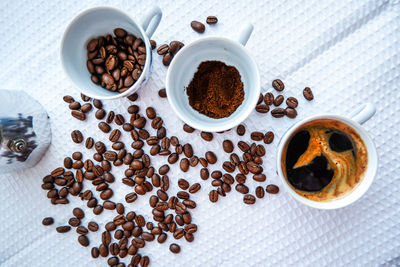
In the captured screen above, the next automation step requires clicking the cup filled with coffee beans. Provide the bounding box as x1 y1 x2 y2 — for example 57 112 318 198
61 6 162 100
276 103 378 209
166 23 260 132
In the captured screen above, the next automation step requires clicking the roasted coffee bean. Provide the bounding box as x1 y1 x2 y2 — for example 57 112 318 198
157 44 169 55
255 144 266 156
235 173 246 184
109 129 121 142
159 164 170 175
104 151 117 161
206 15 218 24
85 137 94 149
81 103 92 113
73 208 85 219
72 152 82 161
162 52 173 66
230 153 240 166
211 179 222 187
103 201 116 210
253 187 264 200
272 79 284 91
255 104 270 113
271 108 285 118
286 97 298 108
42 217 54 226
238 141 250 152
125 192 138 203
285 107 297 118
77 225 89 235
263 131 274 144
251 131 264 141
87 198 98 208
170 243 181 254
180 158 190 172
63 157 73 169
243 194 256 204
78 235 89 247
69 102 81 110
169 41 181 55
253 173 267 182
56 226 71 233
183 200 196 209
199 157 208 167
222 161 235 173
247 161 263 174
133 117 146 128
189 183 201 194
200 168 209 180
98 122 111 133
205 151 217 164
178 179 189 190
274 95 284 106
114 114 125 125
235 184 249 194
161 175 170 191
211 170 222 179
200 131 213 141
150 39 156 50
183 124 195 133
182 144 193 158
87 221 99 232
100 188 113 200
303 87 314 100
257 93 263 105
237 124 245 136
127 93 138 101
264 92 274 105
63 95 74 103
191 20 205 33
266 184 279 194
209 190 218 202
106 111 115 123
222 140 234 153
145 107 156 120
71 130 83 143
170 136 179 146
91 247 99 258
177 191 190 200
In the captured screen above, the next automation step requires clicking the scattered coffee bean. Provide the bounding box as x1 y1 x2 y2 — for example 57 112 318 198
42 217 54 226
183 124 195 133
235 184 249 194
170 243 181 253
222 140 234 153
157 44 169 55
98 122 111 133
274 95 284 106
263 131 274 144
272 79 284 91
81 103 92 113
205 151 217 164
250 131 264 141
255 104 270 113
271 108 285 118
56 226 71 233
285 107 297 118
200 131 213 141
78 235 89 247
162 53 173 66
257 93 263 105
253 174 266 182
150 40 157 50
73 207 84 219
303 87 314 100
209 190 218 202
71 110 85 121
88 221 99 232
255 186 265 198
236 124 245 136
206 16 218 24
189 183 201 194
243 194 256 204
266 184 280 194
71 130 83 143
63 95 74 103
264 92 274 105
158 88 167 98
191 21 205 33
286 97 298 108
127 93 138 101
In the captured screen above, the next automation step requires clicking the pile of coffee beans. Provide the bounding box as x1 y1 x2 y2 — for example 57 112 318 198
255 79 314 118
86 28 153 93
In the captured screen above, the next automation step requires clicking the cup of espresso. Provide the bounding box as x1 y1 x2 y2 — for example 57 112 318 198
276 103 378 209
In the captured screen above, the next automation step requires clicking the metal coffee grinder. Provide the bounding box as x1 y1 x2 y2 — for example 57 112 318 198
0 90 51 174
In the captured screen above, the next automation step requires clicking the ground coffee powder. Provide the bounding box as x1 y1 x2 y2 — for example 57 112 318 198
186 61 244 119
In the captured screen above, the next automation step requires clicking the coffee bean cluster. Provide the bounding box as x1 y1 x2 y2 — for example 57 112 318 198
156 41 185 66
255 79 314 118
86 28 151 93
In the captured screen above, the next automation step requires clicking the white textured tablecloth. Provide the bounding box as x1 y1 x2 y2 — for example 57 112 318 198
1 0 399 266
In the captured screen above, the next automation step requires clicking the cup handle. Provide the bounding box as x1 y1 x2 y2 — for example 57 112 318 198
237 23 254 46
350 103 376 125
141 6 162 38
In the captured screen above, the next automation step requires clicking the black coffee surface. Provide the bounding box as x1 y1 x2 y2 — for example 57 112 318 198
285 130 334 192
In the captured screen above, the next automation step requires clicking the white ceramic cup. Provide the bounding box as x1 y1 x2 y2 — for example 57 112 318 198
166 23 260 132
276 103 378 209
61 6 162 100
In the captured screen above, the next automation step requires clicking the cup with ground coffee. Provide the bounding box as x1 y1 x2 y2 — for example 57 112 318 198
61 6 162 100
166 23 260 132
276 103 378 209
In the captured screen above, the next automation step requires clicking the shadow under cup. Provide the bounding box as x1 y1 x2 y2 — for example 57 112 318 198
279 116 378 209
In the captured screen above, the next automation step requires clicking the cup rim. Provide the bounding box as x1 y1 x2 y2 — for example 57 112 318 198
60 6 152 100
276 114 378 209
165 36 260 132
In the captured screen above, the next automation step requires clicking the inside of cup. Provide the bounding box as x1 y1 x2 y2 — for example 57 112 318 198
167 37 259 131
61 7 147 98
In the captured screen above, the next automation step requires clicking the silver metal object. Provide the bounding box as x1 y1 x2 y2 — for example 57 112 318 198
0 90 51 174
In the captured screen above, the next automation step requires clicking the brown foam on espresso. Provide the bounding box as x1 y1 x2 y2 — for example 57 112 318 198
281 119 368 202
